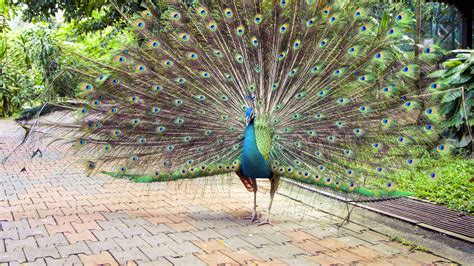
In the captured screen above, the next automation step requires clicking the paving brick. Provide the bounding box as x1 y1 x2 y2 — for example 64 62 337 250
79 251 119 265
117 225 152 238
120 217 152 227
324 249 367 264
45 223 75 235
77 212 106 222
13 210 40 220
85 240 123 254
37 208 64 218
64 230 97 243
188 219 219 230
308 253 344 265
166 221 196 232
35 234 68 249
18 226 49 239
140 234 175 247
195 251 239 265
168 232 200 243
406 250 451 264
239 234 277 248
97 219 128 229
0 211 13 222
261 231 293 244
28 217 56 228
346 245 386 261
1 219 29 230
44 254 82 265
110 247 150 264
312 237 350 252
167 241 202 255
0 229 19 241
55 215 81 225
283 230 321 242
385 255 425 265
23 258 47 266
101 211 130 220
247 243 309 260
165 254 206 266
57 241 92 257
139 246 177 259
214 227 245 238
91 228 124 241
191 229 224 241
219 249 264 264
292 239 329 254
280 256 319 265
131 258 172 265
191 239 230 254
142 224 174 234
5 237 37 251
0 248 26 263
24 246 60 262
354 230 387 245
145 216 174 225
114 236 151 250
71 221 101 233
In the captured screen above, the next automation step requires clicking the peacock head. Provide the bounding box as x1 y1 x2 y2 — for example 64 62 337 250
245 107 255 126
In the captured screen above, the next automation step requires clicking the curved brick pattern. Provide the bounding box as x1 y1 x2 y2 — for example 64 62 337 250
0 119 457 265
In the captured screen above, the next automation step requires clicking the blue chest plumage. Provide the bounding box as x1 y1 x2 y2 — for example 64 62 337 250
241 122 272 179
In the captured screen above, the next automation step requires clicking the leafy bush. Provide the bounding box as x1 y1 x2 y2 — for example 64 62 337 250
429 50 473 153
394 155 474 214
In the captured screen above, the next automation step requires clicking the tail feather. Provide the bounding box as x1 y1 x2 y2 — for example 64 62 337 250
37 0 445 196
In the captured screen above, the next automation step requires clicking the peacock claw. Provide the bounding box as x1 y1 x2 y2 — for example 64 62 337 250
258 217 272 226
243 211 259 222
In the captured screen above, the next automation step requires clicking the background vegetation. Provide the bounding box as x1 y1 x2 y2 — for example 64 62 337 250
0 0 472 213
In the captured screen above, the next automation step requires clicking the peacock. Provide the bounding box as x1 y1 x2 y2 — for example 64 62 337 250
35 0 447 225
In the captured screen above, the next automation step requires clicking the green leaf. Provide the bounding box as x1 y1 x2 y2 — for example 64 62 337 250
457 135 472 148
427 70 446 78
443 60 462 68
441 90 462 103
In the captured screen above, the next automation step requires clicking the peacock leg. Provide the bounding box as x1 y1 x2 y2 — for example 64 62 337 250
244 178 259 222
259 175 280 226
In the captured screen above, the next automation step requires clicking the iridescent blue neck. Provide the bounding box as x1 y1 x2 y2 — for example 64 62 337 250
241 120 272 178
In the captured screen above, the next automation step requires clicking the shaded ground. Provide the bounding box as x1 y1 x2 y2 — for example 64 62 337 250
0 119 463 265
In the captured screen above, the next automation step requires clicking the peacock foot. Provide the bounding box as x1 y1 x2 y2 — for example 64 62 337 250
258 216 272 226
243 211 260 223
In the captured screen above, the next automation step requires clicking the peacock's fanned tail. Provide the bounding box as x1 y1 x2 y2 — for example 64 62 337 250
44 0 445 196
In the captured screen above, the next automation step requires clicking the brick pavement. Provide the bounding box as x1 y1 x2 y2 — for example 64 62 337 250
0 119 456 265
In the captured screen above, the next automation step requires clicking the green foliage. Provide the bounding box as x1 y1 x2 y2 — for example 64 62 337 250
393 155 474 214
389 236 429 252
429 50 473 152
9 0 147 33
0 0 135 117
0 24 78 117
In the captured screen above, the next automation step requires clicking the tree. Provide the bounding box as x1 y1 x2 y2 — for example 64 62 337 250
8 0 147 33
